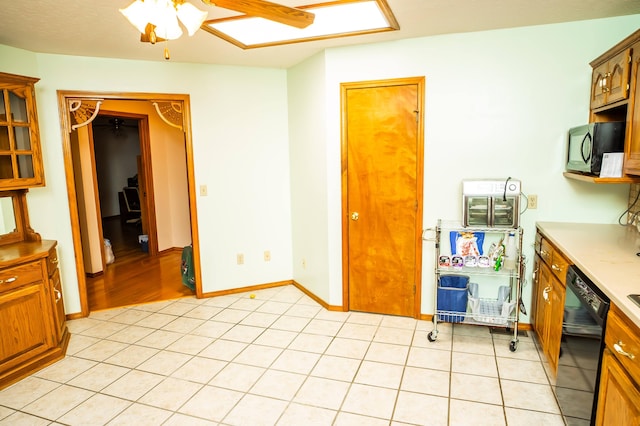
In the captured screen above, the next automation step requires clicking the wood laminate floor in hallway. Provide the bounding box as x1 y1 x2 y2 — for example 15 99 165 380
87 217 193 311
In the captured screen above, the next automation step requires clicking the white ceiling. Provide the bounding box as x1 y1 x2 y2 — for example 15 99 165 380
0 0 639 69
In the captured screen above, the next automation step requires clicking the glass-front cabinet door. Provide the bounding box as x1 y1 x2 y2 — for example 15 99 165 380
0 72 45 189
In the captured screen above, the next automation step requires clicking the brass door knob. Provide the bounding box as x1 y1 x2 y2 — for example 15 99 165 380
351 212 359 221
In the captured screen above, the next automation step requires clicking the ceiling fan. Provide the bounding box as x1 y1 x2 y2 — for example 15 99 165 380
122 0 315 46
92 117 139 137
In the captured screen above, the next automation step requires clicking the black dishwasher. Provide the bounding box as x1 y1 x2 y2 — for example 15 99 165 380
555 266 609 426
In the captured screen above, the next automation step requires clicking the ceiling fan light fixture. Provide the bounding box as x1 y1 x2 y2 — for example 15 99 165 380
176 2 209 36
150 1 183 40
119 0 152 34
120 0 207 40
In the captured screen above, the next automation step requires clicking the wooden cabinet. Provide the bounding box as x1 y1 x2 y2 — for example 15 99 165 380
624 51 640 175
0 282 53 368
0 241 69 390
0 72 45 189
532 230 569 375
588 29 640 178
565 29 640 182
595 304 640 425
590 48 632 109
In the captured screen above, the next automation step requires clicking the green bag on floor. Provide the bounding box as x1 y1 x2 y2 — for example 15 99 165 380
181 245 195 291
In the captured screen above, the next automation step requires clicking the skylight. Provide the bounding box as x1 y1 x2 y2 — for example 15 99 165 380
202 0 399 49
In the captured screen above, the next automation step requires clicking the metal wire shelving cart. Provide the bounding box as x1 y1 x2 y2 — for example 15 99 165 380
424 219 524 352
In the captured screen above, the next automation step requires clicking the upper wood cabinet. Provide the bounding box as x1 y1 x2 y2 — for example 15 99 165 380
0 72 45 189
580 29 640 180
591 48 632 109
625 51 640 175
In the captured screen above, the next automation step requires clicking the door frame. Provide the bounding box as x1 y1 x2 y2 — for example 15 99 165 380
57 90 201 316
340 77 425 318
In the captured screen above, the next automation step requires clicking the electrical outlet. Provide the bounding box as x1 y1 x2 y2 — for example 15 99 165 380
199 185 208 196
264 250 271 261
528 194 538 209
237 253 244 265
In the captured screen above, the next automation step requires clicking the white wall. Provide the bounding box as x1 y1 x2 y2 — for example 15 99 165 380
0 50 294 314
288 52 332 302
288 16 640 317
1 15 639 318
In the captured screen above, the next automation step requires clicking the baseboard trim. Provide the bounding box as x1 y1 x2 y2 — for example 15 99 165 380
85 271 103 278
291 281 346 312
198 280 346 312
199 280 295 299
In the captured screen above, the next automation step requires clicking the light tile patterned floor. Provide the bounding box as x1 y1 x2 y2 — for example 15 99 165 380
0 285 564 425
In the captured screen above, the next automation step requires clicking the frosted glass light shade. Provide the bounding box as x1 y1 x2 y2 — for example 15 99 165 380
176 2 208 36
120 0 206 39
119 0 151 34
151 0 183 40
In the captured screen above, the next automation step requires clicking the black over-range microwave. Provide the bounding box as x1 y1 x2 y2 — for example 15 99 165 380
566 122 625 175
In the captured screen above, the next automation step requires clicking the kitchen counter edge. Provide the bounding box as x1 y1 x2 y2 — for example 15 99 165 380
536 221 640 327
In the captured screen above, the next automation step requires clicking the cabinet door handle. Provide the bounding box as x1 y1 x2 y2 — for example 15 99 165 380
54 288 62 303
0 276 18 284
540 249 549 257
613 341 635 360
543 286 551 302
50 258 58 265
551 264 563 273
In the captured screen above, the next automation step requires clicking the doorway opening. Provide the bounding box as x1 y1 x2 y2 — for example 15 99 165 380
58 91 202 316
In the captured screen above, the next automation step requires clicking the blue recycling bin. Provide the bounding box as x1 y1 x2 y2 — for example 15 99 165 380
437 275 469 323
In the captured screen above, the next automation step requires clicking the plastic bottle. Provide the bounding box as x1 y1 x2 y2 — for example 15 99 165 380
503 231 517 270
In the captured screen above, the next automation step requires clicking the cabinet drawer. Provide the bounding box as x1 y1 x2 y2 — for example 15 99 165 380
550 251 570 285
47 248 58 277
540 238 553 264
605 305 640 385
538 236 570 285
534 232 542 255
0 261 43 292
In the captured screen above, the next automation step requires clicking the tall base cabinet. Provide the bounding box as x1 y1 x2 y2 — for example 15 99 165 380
0 194 69 390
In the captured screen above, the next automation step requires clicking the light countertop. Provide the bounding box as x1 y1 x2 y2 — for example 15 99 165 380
536 222 640 326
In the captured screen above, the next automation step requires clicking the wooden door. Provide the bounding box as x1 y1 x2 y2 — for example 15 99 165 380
591 62 609 109
547 275 566 374
607 48 631 105
536 261 552 353
341 77 424 317
0 283 52 368
624 55 640 175
596 349 640 425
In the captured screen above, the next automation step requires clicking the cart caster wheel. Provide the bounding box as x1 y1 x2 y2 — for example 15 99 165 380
427 331 438 342
509 341 518 352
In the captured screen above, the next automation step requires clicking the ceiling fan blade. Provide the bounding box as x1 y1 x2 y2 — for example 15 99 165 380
203 0 315 29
